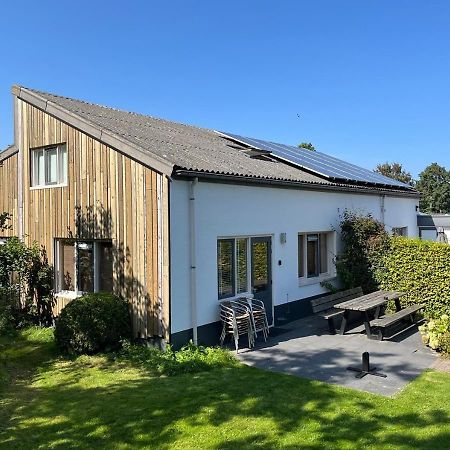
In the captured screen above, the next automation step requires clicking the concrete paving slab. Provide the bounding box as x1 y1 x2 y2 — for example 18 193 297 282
237 315 437 397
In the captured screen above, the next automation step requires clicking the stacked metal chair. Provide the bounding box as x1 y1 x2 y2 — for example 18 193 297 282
219 300 255 353
237 296 270 341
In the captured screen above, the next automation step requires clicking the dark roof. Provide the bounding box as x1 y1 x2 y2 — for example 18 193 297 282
0 144 18 163
12 86 419 196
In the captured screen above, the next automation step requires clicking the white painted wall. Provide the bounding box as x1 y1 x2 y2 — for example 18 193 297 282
420 228 450 242
169 179 419 334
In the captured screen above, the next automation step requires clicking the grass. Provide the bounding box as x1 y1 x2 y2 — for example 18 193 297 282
1 328 450 449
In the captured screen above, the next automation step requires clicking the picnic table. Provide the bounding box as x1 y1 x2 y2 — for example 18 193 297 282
335 290 405 339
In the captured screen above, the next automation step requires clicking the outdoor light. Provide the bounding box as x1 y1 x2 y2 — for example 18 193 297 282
280 232 287 244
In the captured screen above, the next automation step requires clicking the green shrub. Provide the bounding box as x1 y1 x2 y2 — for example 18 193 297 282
116 340 239 376
55 293 132 354
0 237 54 334
439 332 450 355
336 212 450 319
419 314 450 354
375 238 450 318
336 211 390 293
440 333 450 355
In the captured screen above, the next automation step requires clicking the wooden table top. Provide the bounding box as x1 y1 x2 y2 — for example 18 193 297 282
335 290 406 312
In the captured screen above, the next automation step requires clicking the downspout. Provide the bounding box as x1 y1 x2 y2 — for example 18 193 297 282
380 194 386 225
189 177 198 345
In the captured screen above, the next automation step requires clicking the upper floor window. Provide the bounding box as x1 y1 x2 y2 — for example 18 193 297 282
31 145 67 187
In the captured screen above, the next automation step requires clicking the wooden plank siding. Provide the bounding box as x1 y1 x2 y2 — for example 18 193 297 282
0 153 19 236
17 99 170 339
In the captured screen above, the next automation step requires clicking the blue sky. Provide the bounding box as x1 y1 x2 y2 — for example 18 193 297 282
1 1 449 178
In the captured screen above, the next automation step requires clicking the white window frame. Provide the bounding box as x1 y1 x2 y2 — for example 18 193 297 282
31 144 68 189
54 239 112 295
298 231 336 286
217 236 252 300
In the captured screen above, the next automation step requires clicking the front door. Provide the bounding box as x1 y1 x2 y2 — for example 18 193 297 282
251 236 273 326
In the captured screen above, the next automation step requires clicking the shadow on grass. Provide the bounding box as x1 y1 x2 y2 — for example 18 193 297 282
1 329 450 449
0 327 57 383
0 364 450 448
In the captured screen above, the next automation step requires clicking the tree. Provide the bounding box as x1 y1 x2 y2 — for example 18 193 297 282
298 142 315 151
416 163 450 213
336 211 390 293
0 237 54 332
375 162 413 185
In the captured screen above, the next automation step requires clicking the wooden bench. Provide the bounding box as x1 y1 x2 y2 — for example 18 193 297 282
311 287 363 334
370 304 423 340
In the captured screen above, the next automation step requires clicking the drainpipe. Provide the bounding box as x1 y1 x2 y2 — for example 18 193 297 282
189 177 199 345
380 194 386 225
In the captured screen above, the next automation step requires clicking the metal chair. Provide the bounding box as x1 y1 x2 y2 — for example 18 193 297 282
219 300 255 353
237 296 270 341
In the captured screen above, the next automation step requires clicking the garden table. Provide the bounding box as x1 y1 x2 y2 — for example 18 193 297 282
335 290 405 339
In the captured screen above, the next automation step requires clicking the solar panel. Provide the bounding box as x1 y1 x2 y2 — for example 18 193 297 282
216 131 412 189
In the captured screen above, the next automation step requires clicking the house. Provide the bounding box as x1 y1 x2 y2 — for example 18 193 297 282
417 214 450 242
0 86 420 347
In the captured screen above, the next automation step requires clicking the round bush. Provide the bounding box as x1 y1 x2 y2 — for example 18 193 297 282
55 293 132 354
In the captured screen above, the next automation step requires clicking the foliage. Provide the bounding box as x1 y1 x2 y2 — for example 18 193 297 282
54 293 132 354
375 237 450 318
116 340 239 376
439 333 450 355
0 237 53 334
419 314 450 354
416 162 450 213
298 142 316 151
375 162 413 185
0 212 11 232
336 213 450 320
1 328 450 449
336 211 390 293
320 279 339 293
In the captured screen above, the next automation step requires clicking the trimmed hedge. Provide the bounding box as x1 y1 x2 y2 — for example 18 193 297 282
55 293 132 354
375 237 450 318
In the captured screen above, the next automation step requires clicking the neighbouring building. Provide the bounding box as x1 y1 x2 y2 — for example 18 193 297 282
417 213 450 242
0 86 420 346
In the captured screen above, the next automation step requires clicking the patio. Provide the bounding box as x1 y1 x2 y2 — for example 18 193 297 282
237 314 438 397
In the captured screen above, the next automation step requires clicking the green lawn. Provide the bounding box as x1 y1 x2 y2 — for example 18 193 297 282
1 328 450 449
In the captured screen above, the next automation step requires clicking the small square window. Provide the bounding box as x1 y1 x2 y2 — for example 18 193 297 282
31 145 67 187
392 227 407 237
